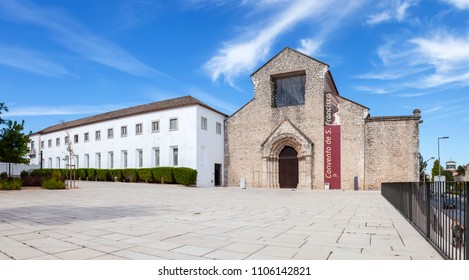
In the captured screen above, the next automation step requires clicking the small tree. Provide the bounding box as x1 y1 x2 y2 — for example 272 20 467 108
0 102 8 125
0 120 30 177
457 165 466 176
431 159 445 181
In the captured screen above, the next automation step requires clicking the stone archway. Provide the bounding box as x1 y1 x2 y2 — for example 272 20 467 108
261 120 313 188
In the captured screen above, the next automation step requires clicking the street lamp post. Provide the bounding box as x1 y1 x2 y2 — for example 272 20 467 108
437 136 449 180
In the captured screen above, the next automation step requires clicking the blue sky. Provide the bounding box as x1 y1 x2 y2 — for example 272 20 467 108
1 0 468 169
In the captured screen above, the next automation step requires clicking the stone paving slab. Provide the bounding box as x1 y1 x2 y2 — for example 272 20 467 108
0 181 442 260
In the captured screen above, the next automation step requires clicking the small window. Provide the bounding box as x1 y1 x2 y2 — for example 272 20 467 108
65 136 69 144
121 126 127 137
136 123 143 135
41 141 44 149
74 134 79 143
84 133 89 142
216 122 222 135
56 138 60 147
121 150 128 168
169 118 178 131
153 148 160 167
108 152 114 169
48 139 52 148
172 147 178 166
272 73 306 107
96 153 101 169
152 120 159 133
95 130 101 141
201 117 207 130
137 149 143 168
84 154 90 168
108 128 114 139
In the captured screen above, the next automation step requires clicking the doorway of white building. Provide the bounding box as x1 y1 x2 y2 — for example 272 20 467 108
214 163 222 186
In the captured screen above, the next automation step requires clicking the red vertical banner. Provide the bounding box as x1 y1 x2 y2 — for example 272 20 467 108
324 125 341 189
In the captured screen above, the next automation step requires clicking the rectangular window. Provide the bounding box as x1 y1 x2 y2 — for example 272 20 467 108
172 147 178 166
169 118 178 131
40 141 44 149
121 126 127 137
137 149 143 168
48 158 52 168
272 73 306 107
48 139 52 148
96 153 101 169
121 150 128 168
65 136 69 144
74 134 79 143
84 132 89 142
108 152 114 169
95 130 101 141
201 117 207 130
31 141 35 150
56 157 61 168
216 122 222 135
151 120 160 133
84 154 90 168
56 138 60 147
153 148 160 167
136 123 143 135
74 155 79 168
107 128 114 139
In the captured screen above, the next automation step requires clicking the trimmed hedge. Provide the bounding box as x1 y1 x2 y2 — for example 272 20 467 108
18 167 197 186
152 167 174 184
123 169 139 182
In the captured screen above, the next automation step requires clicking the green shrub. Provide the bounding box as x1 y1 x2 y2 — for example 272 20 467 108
87 168 96 180
96 169 110 181
20 170 30 179
173 167 197 186
109 169 123 182
21 175 43 186
137 168 154 183
0 178 22 190
152 167 174 184
31 169 54 177
41 171 65 190
77 169 87 180
0 172 7 179
122 169 139 182
60 169 69 178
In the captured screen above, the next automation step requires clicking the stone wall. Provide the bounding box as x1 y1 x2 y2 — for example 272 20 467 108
364 113 421 189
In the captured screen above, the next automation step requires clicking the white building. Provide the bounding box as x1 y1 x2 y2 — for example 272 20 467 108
27 96 227 187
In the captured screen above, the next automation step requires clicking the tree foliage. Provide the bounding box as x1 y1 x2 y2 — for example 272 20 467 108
0 102 8 125
431 159 445 181
457 165 466 176
0 120 30 165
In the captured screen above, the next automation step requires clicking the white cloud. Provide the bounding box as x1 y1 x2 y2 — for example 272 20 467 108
3 105 125 117
443 0 469 9
204 0 365 87
0 45 73 77
0 0 164 78
366 0 417 25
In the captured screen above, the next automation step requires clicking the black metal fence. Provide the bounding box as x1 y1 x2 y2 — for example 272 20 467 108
382 182 468 260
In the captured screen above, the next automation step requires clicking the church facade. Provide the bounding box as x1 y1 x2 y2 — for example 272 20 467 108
224 48 421 190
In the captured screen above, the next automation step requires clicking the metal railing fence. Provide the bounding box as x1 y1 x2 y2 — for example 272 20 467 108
382 181 467 260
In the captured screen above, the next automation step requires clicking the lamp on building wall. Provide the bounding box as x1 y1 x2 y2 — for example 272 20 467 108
437 137 449 180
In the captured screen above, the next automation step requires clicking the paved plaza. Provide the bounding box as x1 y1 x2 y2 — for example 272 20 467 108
0 181 442 260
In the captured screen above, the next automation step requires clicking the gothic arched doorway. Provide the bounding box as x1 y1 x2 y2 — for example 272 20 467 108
279 146 298 188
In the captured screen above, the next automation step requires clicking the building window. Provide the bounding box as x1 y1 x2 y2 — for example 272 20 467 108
56 138 60 147
65 136 69 144
84 132 89 142
137 149 143 168
31 141 35 150
74 134 79 143
108 152 114 169
40 141 44 149
108 128 114 139
48 158 52 168
152 120 160 133
216 122 222 135
153 148 160 167
169 118 178 131
56 157 61 168
201 117 207 130
95 130 101 141
121 150 128 168
74 155 79 168
96 153 101 169
172 147 178 166
121 126 127 137
272 73 306 107
136 123 143 135
48 139 52 148
84 154 90 168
